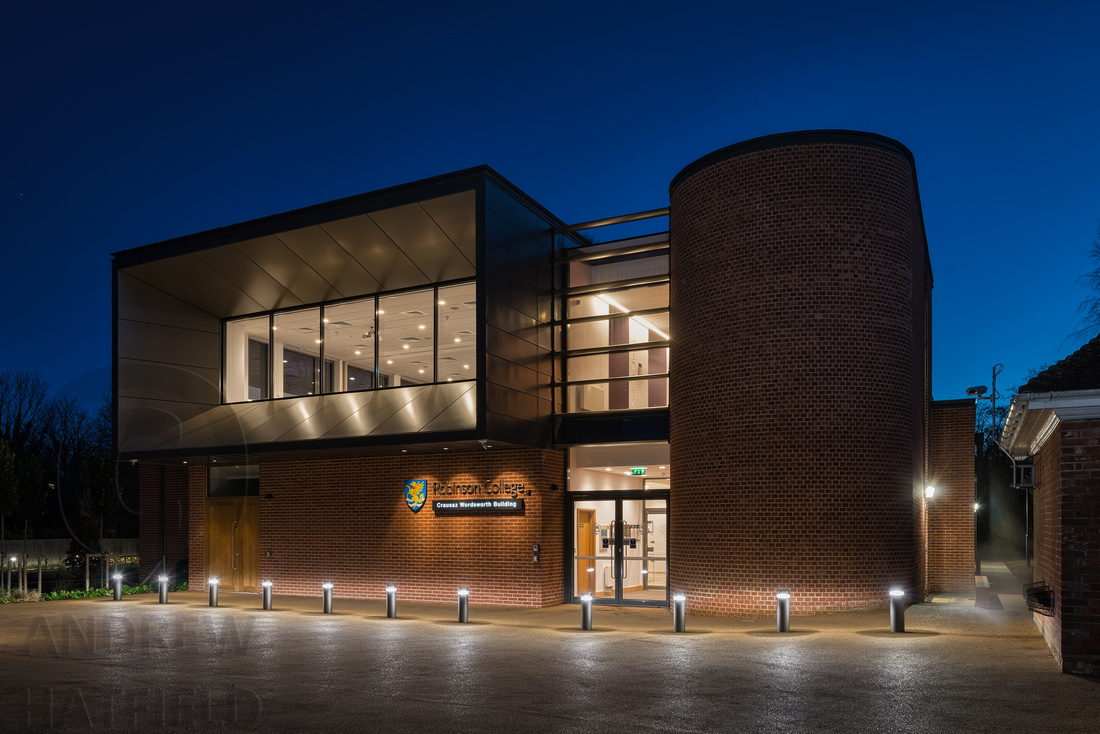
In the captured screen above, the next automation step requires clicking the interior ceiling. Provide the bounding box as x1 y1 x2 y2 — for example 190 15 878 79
121 190 476 318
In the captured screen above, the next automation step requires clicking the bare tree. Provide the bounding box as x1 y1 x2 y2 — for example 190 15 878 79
1075 222 1100 339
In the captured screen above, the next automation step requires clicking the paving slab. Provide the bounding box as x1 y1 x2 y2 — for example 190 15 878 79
0 564 1096 732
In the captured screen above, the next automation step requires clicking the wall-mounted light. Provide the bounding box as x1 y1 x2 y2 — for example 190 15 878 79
925 486 936 499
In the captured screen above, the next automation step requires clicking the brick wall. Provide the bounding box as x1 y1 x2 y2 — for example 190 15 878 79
187 448 565 607
1034 419 1100 674
137 463 190 583
668 134 929 614
927 400 976 592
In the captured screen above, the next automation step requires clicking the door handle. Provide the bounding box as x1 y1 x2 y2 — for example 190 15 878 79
232 520 237 571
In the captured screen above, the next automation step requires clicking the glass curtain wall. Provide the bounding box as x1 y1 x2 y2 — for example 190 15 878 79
222 281 476 402
563 242 669 412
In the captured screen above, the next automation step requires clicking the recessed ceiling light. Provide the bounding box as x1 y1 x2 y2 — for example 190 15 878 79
349 377 355 381
315 339 322 344
282 359 288 363
454 338 461 342
401 449 407 453
377 310 385 315
354 350 361 355
659 466 666 469
323 318 329 323
463 364 469 369
418 325 425 330
443 447 449 451
387 360 393 364
272 326 278 330
419 369 425 374
402 345 409 349
605 468 611 471
447 378 453 382
438 300 445 305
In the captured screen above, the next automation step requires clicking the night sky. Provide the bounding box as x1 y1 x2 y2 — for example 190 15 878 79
4 1 1098 414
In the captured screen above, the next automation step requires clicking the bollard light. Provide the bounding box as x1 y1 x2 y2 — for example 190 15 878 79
458 587 469 623
158 575 169 604
208 577 219 607
322 582 334 614
889 588 906 633
112 573 123 601
262 580 273 610
580 594 593 631
673 593 687 633
386 585 397 619
776 589 791 633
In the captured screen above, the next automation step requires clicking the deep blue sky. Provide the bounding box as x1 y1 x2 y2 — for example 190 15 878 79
3 1 1098 411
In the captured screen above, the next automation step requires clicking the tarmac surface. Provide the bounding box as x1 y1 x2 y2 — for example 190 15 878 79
1 561 1097 732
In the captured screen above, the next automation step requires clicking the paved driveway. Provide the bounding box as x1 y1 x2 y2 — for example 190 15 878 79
1 563 1096 732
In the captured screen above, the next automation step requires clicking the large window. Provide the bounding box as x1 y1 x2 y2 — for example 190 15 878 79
561 241 669 412
222 281 476 403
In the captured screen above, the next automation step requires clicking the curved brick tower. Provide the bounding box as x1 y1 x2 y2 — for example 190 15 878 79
668 131 930 615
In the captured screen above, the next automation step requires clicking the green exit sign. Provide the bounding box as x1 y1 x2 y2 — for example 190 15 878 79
630 467 646 476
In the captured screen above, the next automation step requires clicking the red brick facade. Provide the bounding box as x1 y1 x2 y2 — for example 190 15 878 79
668 135 935 614
928 400 976 592
183 449 564 607
137 464 191 584
1033 419 1100 674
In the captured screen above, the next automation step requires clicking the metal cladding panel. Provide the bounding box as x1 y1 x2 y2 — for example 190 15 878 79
158 251 266 316
369 382 475 436
421 192 477 264
117 319 220 369
421 384 478 433
271 393 371 443
122 261 228 317
321 214 430 292
195 245 298 312
321 389 415 439
118 397 211 453
126 383 476 453
169 402 267 449
117 272 222 332
116 358 220 403
368 203 475 283
276 224 383 299
234 235 335 307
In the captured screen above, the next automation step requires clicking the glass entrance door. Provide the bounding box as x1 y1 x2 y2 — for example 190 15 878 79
572 494 668 606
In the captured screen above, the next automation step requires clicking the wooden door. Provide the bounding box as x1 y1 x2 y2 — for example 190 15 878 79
577 508 596 595
206 498 259 592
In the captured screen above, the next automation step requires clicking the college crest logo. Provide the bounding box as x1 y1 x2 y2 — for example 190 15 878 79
405 479 427 513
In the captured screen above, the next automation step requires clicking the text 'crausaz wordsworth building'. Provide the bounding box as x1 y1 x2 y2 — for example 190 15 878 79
114 130 975 615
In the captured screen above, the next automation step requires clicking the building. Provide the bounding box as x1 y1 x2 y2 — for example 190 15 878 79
1002 335 1100 674
114 130 975 615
